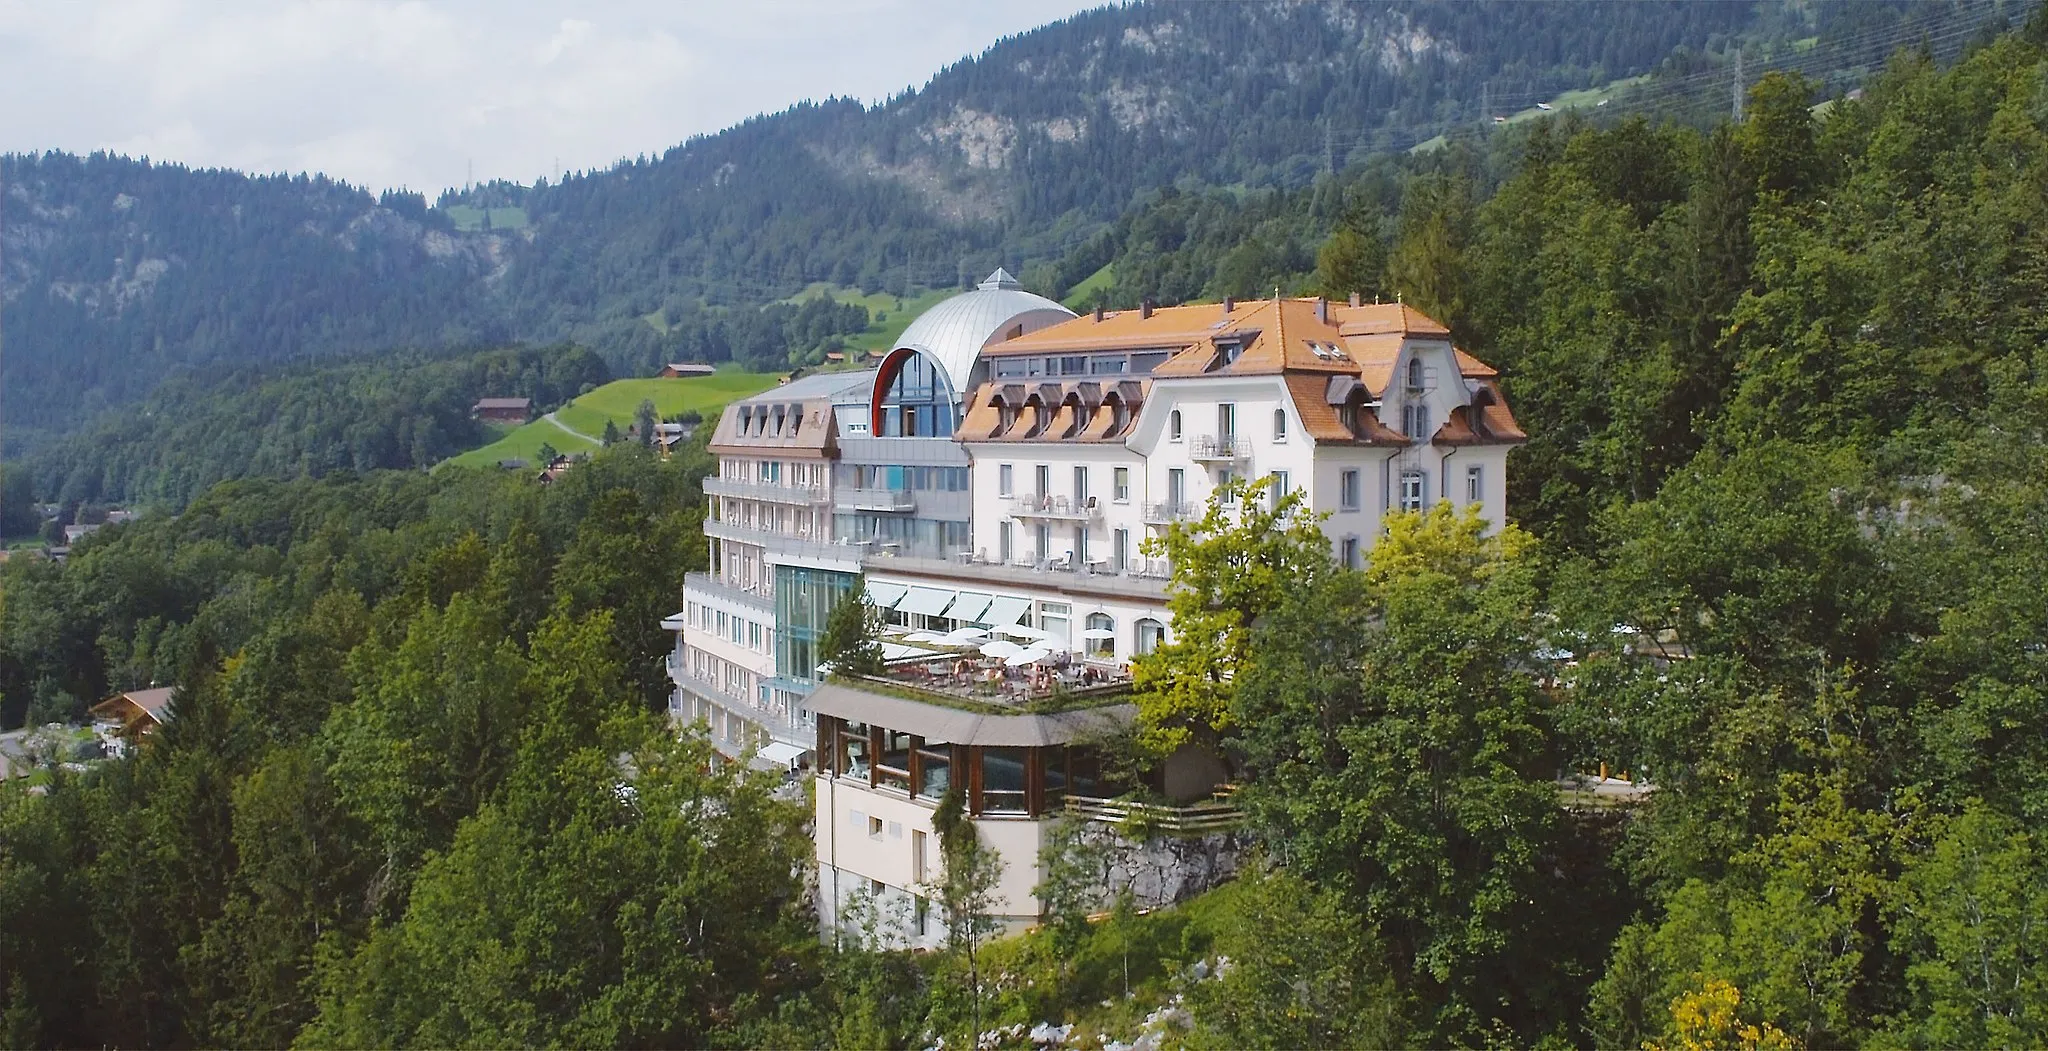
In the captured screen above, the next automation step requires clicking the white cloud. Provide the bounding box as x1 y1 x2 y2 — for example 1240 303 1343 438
0 0 1097 193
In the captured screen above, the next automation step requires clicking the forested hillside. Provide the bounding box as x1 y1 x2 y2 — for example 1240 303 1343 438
14 344 607 509
2 0 1955 458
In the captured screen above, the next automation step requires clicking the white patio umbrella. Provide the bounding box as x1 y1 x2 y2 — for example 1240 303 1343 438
979 640 1025 659
1078 628 1116 640
944 626 990 640
904 631 949 644
1004 647 1053 667
994 623 1050 640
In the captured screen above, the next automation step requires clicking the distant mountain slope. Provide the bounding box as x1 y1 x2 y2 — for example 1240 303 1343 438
1 1 1938 454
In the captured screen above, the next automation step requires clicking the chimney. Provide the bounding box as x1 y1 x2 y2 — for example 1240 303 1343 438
1315 297 1329 325
1093 304 1104 323
1221 296 1234 315
1349 291 1362 308
1140 299 1154 320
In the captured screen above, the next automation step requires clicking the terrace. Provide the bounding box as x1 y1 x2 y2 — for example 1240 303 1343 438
851 635 1135 713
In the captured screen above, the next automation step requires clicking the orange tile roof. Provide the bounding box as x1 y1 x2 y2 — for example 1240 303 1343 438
1328 301 1451 338
1283 374 1408 445
956 379 1147 443
1150 298 1360 378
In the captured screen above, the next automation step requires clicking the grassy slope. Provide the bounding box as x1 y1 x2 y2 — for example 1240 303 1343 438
1411 73 1653 153
1062 263 1115 309
443 372 780 469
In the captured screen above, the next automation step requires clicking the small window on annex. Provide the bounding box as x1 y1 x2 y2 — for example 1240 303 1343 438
1135 618 1166 656
980 747 1029 813
915 739 954 801
1273 408 1287 442
835 720 871 780
876 729 913 793
1169 410 1183 441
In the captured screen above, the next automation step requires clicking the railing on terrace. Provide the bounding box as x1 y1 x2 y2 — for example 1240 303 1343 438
1141 500 1195 524
1064 793 1244 835
835 487 917 513
1187 435 1249 462
683 571 773 613
835 662 1134 713
702 477 827 505
1010 493 1101 522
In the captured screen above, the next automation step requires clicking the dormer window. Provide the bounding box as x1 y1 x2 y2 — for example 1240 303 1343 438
1403 402 1430 441
1406 356 1426 391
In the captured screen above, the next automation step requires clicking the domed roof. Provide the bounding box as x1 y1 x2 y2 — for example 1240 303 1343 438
894 269 1075 398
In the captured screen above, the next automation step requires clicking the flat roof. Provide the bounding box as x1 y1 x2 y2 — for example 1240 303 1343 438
807 679 1134 746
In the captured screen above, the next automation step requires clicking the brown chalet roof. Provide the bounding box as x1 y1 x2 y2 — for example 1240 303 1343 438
709 399 839 456
1149 298 1359 378
90 686 178 734
1328 301 1451 338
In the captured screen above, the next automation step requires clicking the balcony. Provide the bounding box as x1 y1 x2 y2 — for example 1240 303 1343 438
1008 493 1102 522
683 571 773 615
1142 500 1195 525
1187 434 1250 463
835 487 917 514
703 477 827 505
701 519 857 565
1064 792 1244 835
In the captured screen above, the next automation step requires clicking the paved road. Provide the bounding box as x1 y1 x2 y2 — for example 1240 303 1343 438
544 411 602 446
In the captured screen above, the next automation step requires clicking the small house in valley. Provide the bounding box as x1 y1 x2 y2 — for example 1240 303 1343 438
472 397 533 423
659 363 717 378
90 687 178 750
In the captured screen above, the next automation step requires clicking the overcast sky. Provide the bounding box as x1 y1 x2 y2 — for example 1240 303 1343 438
0 0 1098 195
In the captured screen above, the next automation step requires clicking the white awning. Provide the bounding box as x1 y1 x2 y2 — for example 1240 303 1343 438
865 581 908 609
747 740 807 772
944 591 994 622
897 586 957 617
981 595 1034 626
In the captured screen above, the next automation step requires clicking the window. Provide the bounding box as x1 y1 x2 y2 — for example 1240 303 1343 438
1218 403 1236 438
1135 619 1166 656
1074 466 1088 504
1273 408 1288 442
1341 469 1361 511
912 830 929 883
1074 526 1088 567
1085 613 1115 658
1169 410 1183 441
1407 356 1426 390
1035 524 1050 561
980 747 1028 813
915 895 930 936
877 729 912 793
1341 536 1360 569
1113 467 1130 502
1270 471 1290 505
749 622 762 649
1218 469 1236 505
1466 464 1484 504
1403 402 1430 441
1034 464 1050 499
1400 471 1426 512
998 464 1013 497
999 521 1014 563
868 815 884 839
1167 468 1185 509
915 740 953 801
1113 528 1130 573
836 720 870 779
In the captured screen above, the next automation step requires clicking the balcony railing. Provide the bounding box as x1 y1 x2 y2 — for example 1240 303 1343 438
1009 493 1102 522
702 520 854 564
703 477 827 505
683 571 773 614
1063 793 1243 835
1187 435 1250 462
835 487 917 514
1141 500 1195 524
